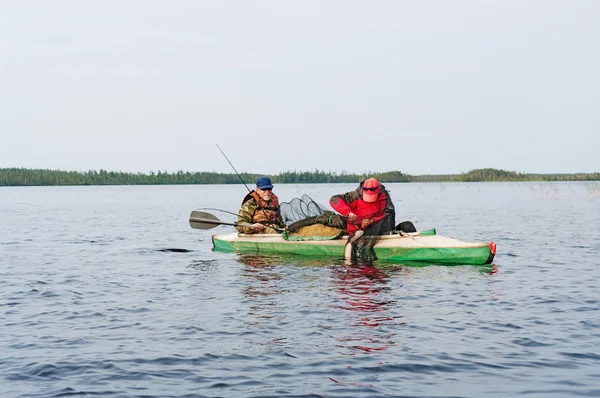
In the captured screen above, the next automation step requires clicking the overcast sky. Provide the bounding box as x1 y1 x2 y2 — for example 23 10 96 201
1 0 598 175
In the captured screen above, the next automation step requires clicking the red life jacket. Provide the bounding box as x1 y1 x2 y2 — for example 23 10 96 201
249 191 280 224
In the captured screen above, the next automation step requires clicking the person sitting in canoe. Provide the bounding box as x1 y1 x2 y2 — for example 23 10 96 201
236 177 285 234
329 178 396 237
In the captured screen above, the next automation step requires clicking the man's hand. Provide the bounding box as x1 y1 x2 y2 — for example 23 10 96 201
361 218 372 229
347 212 357 223
251 223 265 231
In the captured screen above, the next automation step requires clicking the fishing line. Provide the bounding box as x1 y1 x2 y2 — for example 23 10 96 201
216 144 251 193
216 144 283 232
196 207 239 217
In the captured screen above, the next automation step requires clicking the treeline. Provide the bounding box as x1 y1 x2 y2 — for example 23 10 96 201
0 168 263 186
278 170 410 183
0 168 411 186
0 167 598 186
451 168 600 182
452 168 530 182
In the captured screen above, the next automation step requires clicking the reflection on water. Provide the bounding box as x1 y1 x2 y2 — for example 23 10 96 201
236 254 403 355
235 253 496 346
239 255 285 289
331 265 393 322
329 264 403 355
238 255 287 325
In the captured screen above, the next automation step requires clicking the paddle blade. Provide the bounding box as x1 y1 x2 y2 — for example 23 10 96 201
189 211 222 230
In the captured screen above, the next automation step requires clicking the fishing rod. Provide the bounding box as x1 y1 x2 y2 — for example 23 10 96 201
216 144 251 193
216 144 283 232
196 207 239 217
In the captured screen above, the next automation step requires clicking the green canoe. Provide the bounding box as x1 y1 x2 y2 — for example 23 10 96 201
212 230 496 265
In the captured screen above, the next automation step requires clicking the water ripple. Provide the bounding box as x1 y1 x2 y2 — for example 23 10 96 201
1 183 599 397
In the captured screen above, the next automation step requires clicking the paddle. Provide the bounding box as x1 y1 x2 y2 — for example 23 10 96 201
189 211 285 232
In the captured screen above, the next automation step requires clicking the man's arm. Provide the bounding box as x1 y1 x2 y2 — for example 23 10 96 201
236 199 257 233
329 188 360 216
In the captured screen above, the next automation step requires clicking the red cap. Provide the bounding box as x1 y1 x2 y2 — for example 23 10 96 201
362 178 381 202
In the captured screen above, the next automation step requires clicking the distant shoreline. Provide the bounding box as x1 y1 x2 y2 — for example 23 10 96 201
1 167 599 186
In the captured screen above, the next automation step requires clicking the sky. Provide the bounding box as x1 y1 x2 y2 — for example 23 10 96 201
1 0 599 175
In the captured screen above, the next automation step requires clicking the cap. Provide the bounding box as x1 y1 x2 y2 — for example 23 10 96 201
256 176 273 190
362 178 381 202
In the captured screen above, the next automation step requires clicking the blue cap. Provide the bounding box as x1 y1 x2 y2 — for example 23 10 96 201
256 176 273 190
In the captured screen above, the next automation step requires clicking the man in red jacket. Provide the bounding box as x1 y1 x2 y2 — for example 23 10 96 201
329 178 396 237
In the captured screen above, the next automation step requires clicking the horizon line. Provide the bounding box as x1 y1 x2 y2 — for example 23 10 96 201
1 167 599 176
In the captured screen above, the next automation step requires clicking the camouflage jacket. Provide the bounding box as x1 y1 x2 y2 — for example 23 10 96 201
236 191 285 234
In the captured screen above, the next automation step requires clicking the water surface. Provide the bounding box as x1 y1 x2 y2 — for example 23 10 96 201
1 182 599 397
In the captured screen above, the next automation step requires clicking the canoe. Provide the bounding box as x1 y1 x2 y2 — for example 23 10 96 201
212 231 496 265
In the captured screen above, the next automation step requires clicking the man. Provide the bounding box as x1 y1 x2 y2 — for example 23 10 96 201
236 177 285 234
329 178 396 237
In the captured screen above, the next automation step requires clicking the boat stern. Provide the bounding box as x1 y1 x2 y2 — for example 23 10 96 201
486 241 497 264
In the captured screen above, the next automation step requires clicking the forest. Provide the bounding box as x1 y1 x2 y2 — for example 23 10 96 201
1 167 598 186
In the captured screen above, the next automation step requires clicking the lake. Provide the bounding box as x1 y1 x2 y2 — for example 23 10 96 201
1 182 600 397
